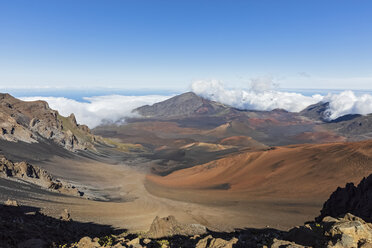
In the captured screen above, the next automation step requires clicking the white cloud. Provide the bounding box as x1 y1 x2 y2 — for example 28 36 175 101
20 95 172 128
324 91 372 120
191 79 372 120
191 79 323 112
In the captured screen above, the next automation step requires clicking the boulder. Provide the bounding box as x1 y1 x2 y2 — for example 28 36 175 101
196 235 212 248
4 199 19 207
208 237 238 248
323 214 372 247
77 237 100 248
60 208 71 221
147 215 206 238
127 237 140 246
143 238 151 244
270 238 306 248
195 235 238 248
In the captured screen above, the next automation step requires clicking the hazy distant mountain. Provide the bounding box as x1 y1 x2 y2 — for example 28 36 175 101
96 92 345 150
96 91 372 149
133 92 232 118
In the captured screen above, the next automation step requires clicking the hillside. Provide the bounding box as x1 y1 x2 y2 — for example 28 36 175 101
0 93 96 151
147 140 372 200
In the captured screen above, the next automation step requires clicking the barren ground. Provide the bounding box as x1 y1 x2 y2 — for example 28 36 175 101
0 154 323 232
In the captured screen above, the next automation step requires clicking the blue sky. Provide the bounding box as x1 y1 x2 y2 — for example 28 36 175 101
1 0 372 90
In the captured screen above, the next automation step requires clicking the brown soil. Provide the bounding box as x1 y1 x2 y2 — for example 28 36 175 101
145 140 372 230
147 141 372 196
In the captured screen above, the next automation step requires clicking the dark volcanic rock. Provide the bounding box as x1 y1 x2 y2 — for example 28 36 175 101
300 100 372 140
299 101 330 121
325 114 372 140
317 173 372 223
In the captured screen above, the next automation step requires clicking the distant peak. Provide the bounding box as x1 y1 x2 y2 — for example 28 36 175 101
300 101 330 121
183 91 199 96
172 91 201 100
133 91 228 118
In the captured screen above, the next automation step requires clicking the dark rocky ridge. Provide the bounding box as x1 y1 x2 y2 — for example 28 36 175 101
317 173 372 223
299 100 372 140
325 114 372 141
299 101 330 121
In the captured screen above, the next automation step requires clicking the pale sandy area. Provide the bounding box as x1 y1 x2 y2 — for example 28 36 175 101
3 156 294 232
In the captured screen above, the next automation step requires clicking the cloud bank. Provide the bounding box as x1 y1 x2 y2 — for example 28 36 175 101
191 79 324 112
324 91 372 120
19 80 372 129
21 95 172 128
191 79 372 120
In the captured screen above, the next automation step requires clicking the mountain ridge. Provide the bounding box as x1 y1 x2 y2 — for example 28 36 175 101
0 93 97 151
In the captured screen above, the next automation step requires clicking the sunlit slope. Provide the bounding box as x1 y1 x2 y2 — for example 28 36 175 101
147 140 372 199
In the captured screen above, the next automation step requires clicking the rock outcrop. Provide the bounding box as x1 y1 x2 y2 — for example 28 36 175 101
284 213 372 248
299 101 331 121
146 215 207 238
0 155 84 197
0 93 96 151
317 173 372 223
196 235 238 248
60 208 72 221
4 199 19 207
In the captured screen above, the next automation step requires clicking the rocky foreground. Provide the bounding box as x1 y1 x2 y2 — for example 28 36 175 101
65 213 372 248
1 201 372 248
1 163 372 248
1 173 372 248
